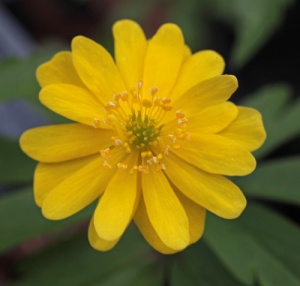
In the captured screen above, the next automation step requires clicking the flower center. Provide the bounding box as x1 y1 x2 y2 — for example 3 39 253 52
94 81 190 174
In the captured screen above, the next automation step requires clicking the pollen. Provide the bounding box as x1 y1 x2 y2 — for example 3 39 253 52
101 81 191 173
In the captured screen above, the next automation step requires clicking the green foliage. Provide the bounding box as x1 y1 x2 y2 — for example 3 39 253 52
0 138 35 184
241 84 300 158
204 204 300 286
235 156 300 205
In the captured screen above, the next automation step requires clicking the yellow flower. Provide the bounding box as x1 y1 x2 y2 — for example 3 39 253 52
20 20 266 254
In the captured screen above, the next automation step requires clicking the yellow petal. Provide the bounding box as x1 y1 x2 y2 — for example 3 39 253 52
41 153 118 220
173 133 256 176
165 102 238 134
113 20 147 90
39 84 106 126
174 188 206 244
142 170 189 250
72 36 126 104
88 216 120 251
172 75 238 114
34 154 98 207
219 106 267 151
170 50 225 101
164 153 247 219
36 51 85 88
188 102 238 133
20 124 114 162
94 153 139 241
134 196 179 255
143 24 184 98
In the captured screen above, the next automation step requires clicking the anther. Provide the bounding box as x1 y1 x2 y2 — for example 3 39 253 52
92 117 101 128
149 86 159 96
117 162 128 169
100 148 112 159
176 110 186 119
161 98 171 105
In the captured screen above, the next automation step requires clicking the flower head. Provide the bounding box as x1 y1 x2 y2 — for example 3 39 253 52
20 20 266 254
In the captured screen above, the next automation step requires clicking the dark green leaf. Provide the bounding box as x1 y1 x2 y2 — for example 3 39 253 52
0 137 35 184
0 188 93 253
171 239 244 286
204 203 300 286
234 156 300 204
241 84 300 158
12 227 161 286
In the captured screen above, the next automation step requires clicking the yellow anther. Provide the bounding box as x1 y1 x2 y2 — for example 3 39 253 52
100 148 111 159
92 117 101 128
137 80 143 89
161 98 171 105
138 165 149 174
103 160 112 168
117 162 128 169
168 134 176 143
157 153 163 160
147 151 152 156
142 99 153 108
178 117 188 124
144 137 148 141
149 86 159 96
121 91 128 101
182 132 191 141
176 110 186 119
173 144 181 149
113 93 121 101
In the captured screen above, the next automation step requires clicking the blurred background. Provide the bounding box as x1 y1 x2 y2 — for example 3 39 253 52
0 0 299 285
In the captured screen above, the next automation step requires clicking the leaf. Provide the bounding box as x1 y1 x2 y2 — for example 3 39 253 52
0 137 35 184
241 84 300 158
204 203 300 286
0 44 69 123
170 240 244 286
234 156 300 205
12 227 162 286
212 0 295 68
0 188 93 253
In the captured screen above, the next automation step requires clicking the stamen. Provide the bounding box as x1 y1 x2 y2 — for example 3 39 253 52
92 117 101 128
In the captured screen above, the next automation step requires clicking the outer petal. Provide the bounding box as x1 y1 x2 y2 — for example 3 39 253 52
219 106 267 151
164 153 247 219
113 20 147 90
134 196 179 255
94 153 139 241
20 124 114 162
143 24 184 98
165 102 238 133
41 153 119 220
72 36 126 104
36 51 85 88
88 216 120 251
34 154 98 207
172 133 256 176
172 75 238 114
174 188 206 244
142 170 189 250
39 84 106 127
169 50 225 101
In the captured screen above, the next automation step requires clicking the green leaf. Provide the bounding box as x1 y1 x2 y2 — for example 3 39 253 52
12 227 162 286
0 137 35 184
234 156 300 205
212 0 295 68
241 84 300 158
170 240 243 286
204 203 300 286
0 44 69 123
0 188 93 253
